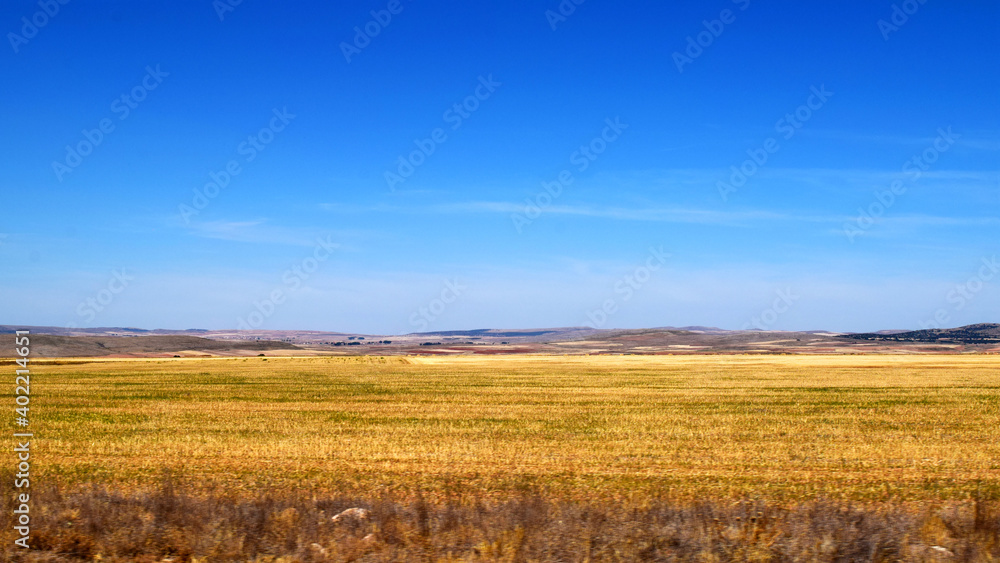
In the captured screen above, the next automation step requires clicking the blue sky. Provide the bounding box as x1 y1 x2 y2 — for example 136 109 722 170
1 0 997 333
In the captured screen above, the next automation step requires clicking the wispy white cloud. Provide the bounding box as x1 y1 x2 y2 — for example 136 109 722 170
181 219 330 247
435 202 1000 232
321 194 998 229
320 199 842 225
430 201 842 225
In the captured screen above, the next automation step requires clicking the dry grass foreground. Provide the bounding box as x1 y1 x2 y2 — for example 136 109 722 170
1 354 999 561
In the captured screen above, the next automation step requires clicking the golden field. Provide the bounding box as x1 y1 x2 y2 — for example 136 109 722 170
21 354 1000 500
3 354 1000 561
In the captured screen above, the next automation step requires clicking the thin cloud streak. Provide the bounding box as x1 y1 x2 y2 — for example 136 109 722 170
321 199 997 230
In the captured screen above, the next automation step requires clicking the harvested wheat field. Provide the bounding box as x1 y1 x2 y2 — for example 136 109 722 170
2 355 999 561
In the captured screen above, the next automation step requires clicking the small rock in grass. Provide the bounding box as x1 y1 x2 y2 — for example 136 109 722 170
332 507 371 523
929 545 954 557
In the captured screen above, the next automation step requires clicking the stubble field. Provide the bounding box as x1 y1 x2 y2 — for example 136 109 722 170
2 354 999 561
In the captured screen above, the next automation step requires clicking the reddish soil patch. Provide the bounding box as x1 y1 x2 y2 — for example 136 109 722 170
473 347 537 354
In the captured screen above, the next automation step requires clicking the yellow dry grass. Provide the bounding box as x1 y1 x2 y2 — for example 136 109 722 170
14 354 1000 502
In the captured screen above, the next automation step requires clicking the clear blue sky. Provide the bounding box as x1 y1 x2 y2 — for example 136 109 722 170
1 0 997 333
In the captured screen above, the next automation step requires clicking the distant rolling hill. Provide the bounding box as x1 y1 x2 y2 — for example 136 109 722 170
0 334 300 358
2 323 998 357
838 323 1000 344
